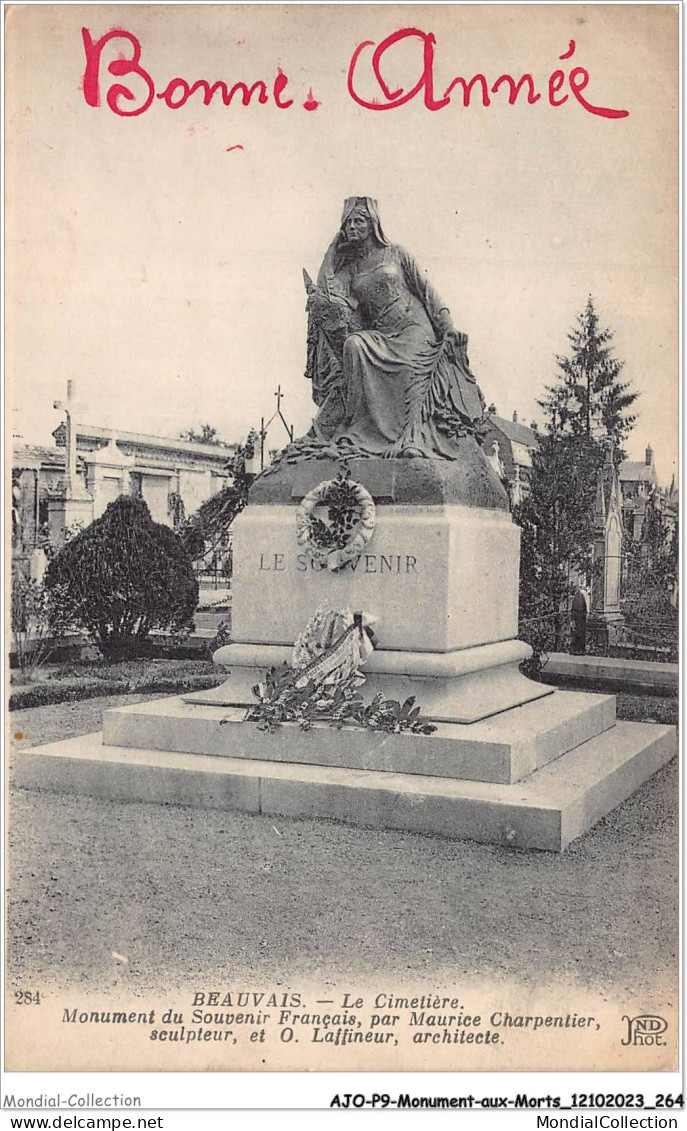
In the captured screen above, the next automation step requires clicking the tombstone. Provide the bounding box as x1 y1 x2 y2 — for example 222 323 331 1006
29 546 48 585
570 587 589 655
84 434 134 520
488 439 504 480
509 463 523 507
587 444 624 652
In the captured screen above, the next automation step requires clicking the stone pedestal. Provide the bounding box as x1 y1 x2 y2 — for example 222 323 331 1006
14 443 677 852
208 446 551 723
194 639 549 724
231 504 519 652
588 612 625 652
47 492 94 547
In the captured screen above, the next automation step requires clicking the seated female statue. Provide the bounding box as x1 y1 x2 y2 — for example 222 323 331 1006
300 196 486 460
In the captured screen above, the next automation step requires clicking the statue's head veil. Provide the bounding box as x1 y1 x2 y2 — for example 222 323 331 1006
339 197 389 246
316 197 390 290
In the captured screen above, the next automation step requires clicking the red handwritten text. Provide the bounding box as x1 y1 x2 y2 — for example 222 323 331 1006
81 27 298 116
80 25 629 122
347 29 629 118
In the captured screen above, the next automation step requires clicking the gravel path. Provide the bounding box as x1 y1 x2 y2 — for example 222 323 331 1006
7 695 678 999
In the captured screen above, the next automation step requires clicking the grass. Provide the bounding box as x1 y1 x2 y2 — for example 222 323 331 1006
615 690 678 728
9 657 226 710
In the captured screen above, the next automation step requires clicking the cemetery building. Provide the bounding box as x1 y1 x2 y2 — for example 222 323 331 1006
482 410 539 504
618 443 659 540
12 423 236 557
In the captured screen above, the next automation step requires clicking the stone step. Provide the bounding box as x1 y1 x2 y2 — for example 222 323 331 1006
13 720 675 852
544 653 679 693
102 689 616 785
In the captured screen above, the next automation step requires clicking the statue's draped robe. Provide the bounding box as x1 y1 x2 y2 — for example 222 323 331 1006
306 238 485 459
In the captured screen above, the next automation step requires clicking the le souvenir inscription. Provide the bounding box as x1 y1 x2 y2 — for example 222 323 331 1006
257 552 419 575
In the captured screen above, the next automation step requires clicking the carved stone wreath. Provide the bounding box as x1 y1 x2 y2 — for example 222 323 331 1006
294 472 376 572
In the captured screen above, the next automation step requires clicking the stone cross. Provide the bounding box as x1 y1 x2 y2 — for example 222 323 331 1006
258 386 294 469
53 379 78 497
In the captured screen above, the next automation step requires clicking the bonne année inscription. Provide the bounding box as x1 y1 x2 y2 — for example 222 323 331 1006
258 552 419 574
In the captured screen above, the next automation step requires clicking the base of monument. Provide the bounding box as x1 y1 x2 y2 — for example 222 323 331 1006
13 714 675 852
102 689 616 784
191 639 553 724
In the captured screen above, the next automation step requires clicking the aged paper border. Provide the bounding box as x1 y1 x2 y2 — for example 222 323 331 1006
2 0 682 1109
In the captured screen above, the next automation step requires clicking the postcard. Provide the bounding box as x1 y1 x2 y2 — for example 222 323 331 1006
5 2 679 1089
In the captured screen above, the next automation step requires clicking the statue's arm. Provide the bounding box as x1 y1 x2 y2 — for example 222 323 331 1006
398 247 453 334
400 246 469 353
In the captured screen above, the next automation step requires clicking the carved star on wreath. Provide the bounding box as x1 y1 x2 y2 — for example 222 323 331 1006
294 469 376 572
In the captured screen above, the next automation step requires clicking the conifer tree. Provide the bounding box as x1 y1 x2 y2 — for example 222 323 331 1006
539 296 638 455
514 432 599 653
516 298 638 654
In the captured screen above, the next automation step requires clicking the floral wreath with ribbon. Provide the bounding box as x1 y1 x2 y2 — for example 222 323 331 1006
294 469 376 572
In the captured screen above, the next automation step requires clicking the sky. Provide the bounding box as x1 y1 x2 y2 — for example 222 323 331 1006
6 3 679 484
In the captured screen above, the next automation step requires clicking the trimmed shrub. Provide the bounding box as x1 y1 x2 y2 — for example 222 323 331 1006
44 495 199 661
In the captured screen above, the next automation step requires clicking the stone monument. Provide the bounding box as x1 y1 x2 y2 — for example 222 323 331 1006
590 442 624 631
16 199 675 851
47 380 94 545
196 196 549 724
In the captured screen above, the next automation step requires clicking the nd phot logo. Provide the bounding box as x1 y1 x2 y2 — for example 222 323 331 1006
621 1015 668 1046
